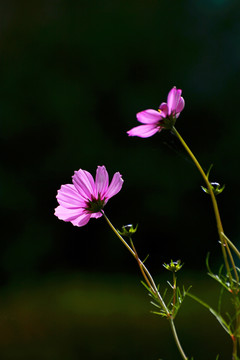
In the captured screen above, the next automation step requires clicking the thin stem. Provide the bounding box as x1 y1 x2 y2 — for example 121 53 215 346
172 127 233 282
102 212 167 310
102 212 135 257
221 232 240 290
222 232 240 260
102 211 188 360
172 126 240 358
170 319 188 360
232 335 238 360
129 238 154 294
172 272 177 317
227 245 239 286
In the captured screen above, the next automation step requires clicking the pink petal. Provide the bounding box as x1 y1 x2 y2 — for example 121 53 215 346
55 205 86 222
71 213 91 227
175 96 185 113
90 212 103 219
127 124 160 138
55 166 124 227
56 184 86 208
167 87 182 114
72 169 95 200
158 102 168 117
95 166 109 197
136 109 162 124
104 172 123 199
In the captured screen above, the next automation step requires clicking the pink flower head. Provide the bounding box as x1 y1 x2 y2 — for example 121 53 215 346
127 87 185 138
55 166 123 227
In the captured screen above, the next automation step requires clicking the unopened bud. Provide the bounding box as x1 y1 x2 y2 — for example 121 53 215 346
163 260 183 273
201 182 225 196
118 224 138 238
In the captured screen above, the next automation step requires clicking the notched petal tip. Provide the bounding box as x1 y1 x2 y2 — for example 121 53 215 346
105 171 124 199
72 168 95 199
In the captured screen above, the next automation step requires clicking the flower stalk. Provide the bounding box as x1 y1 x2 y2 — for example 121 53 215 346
171 127 237 284
102 211 188 360
172 126 240 358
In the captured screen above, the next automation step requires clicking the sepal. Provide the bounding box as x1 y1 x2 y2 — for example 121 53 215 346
201 164 225 195
201 182 225 196
118 224 138 238
163 259 183 273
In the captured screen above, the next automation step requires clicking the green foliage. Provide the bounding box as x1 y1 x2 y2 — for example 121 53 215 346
206 253 233 292
185 290 233 337
183 254 240 346
141 280 189 320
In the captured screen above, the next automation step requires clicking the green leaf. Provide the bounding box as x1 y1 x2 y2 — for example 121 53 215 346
206 253 232 292
141 280 156 298
186 291 233 336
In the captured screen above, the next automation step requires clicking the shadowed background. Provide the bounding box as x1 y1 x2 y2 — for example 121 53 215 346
0 0 240 359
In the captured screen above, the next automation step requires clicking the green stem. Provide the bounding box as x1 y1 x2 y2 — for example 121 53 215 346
102 212 167 310
170 319 188 360
221 232 240 260
172 126 240 358
232 335 238 360
129 238 155 295
102 211 188 360
172 127 233 282
172 272 177 317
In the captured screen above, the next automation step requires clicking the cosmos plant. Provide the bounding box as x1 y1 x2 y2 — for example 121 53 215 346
55 87 240 360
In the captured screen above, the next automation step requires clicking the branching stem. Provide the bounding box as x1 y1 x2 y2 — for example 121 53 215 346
102 211 188 360
172 126 240 358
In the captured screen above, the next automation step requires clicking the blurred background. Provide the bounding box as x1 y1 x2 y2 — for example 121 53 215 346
0 0 240 358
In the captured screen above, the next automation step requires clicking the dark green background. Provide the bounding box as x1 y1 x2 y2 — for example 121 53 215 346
0 0 240 359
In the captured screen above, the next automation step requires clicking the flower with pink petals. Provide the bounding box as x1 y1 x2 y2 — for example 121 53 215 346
55 166 123 227
127 87 185 138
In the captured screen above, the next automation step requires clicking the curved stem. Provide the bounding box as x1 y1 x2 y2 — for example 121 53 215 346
102 211 188 360
102 212 167 310
172 127 233 282
221 232 240 260
170 319 188 360
172 126 240 358
172 127 223 232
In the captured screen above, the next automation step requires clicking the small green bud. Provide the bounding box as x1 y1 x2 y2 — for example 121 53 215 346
118 224 138 238
201 182 225 196
202 164 225 195
163 259 183 273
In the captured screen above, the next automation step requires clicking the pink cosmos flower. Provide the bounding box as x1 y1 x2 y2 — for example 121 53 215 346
55 166 123 227
127 87 185 138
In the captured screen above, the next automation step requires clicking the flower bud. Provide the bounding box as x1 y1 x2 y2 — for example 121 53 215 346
201 182 225 196
163 260 183 273
118 224 138 238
